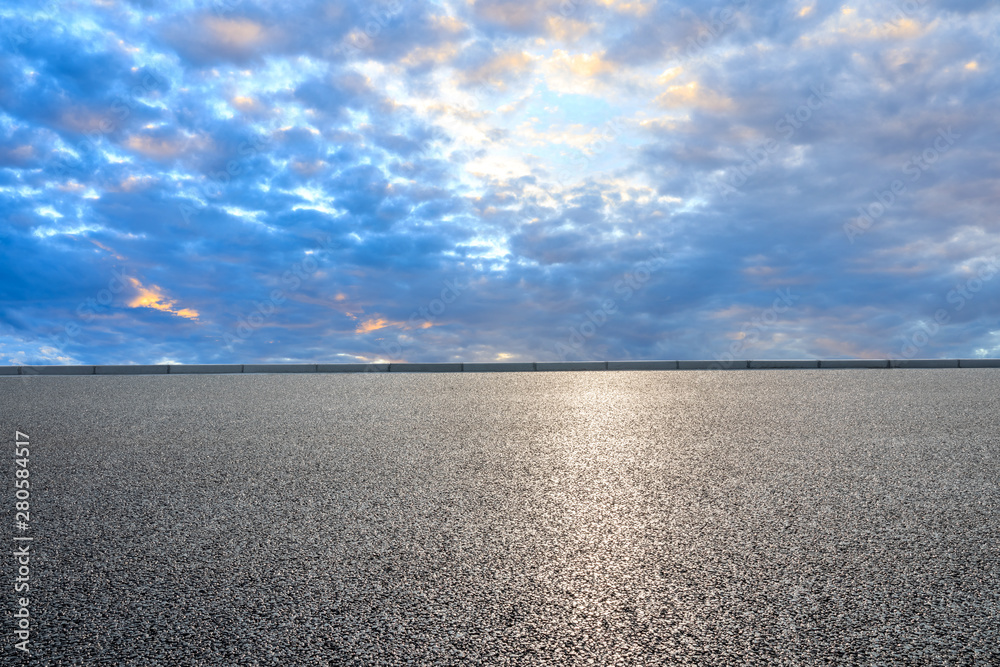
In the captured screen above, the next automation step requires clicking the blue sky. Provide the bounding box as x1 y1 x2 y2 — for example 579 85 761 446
1 0 998 365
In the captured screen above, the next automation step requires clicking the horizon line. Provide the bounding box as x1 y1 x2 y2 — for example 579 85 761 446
3 358 1000 375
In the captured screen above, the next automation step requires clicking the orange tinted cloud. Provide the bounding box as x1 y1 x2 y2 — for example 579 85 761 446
125 134 187 159
204 17 267 48
549 50 615 77
126 277 199 320
461 51 534 90
90 240 125 260
595 0 653 15
354 316 434 333
656 81 733 112
473 0 549 30
356 317 391 333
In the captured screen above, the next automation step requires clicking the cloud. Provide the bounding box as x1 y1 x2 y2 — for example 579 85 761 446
0 0 998 366
127 277 200 320
656 80 734 111
469 0 557 33
458 50 536 90
159 14 278 65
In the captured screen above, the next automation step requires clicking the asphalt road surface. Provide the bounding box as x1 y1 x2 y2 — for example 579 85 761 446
2 370 998 665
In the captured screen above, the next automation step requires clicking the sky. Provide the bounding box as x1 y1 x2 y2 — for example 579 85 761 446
0 0 998 365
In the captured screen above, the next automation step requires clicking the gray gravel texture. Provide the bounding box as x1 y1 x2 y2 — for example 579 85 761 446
2 370 998 666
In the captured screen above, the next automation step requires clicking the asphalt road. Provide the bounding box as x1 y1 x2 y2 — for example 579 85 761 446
2 370 998 665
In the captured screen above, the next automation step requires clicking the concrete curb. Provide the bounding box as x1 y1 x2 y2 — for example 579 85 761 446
890 359 959 369
748 360 820 369
20 365 96 375
819 359 890 369
958 358 1000 368
464 362 536 372
317 363 384 373
169 364 244 374
96 365 169 375
608 360 678 371
536 361 608 371
679 360 747 370
390 363 463 373
242 364 317 373
3 359 998 376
